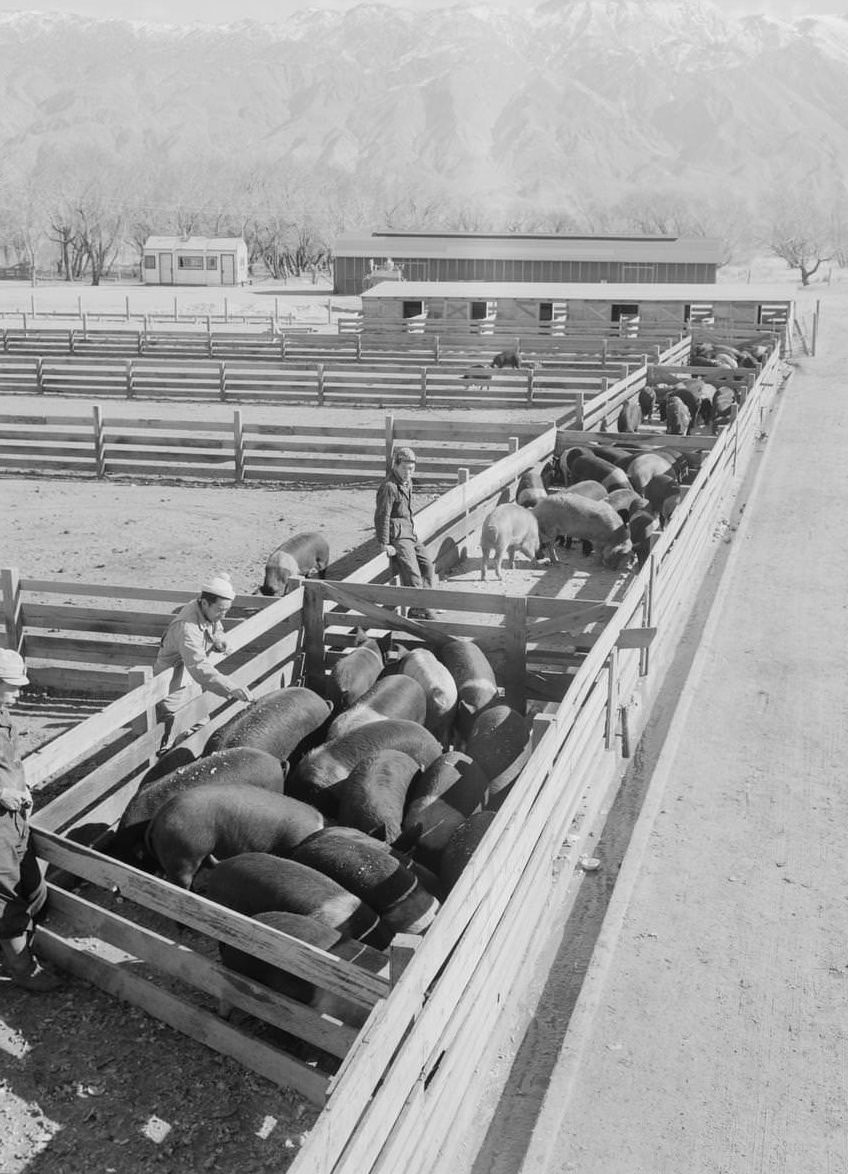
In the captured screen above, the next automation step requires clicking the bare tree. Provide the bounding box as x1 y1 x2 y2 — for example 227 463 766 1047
765 196 834 285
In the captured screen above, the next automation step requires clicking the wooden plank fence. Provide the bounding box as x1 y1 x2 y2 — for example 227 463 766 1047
0 410 542 484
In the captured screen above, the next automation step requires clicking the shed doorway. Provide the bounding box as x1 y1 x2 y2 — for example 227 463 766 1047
221 254 235 284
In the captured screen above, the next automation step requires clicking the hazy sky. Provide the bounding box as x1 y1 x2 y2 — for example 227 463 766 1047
0 0 844 22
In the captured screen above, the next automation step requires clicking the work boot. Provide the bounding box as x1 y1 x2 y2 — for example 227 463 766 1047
0 935 61 992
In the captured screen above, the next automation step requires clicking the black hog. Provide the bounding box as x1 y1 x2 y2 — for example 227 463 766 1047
480 503 541 581
110 747 287 867
397 648 458 741
288 719 442 816
711 385 737 431
147 785 325 889
515 470 547 508
590 445 635 470
218 911 369 1026
626 451 683 493
401 751 490 868
628 508 661 568
617 398 641 433
439 812 497 893
337 749 420 843
205 853 390 947
642 473 681 517
260 532 330 596
540 458 566 491
327 629 391 713
327 675 427 740
465 704 531 806
639 386 656 420
292 827 439 934
606 487 649 522
436 639 499 737
490 348 521 369
566 453 633 492
532 494 632 570
204 686 331 763
666 395 692 436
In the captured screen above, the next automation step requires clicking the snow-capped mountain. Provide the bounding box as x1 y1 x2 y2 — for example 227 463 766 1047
0 1 846 215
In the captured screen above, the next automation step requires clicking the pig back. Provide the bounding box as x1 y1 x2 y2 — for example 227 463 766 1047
205 687 330 762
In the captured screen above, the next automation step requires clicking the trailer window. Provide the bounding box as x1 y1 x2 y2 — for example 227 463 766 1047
206 257 218 270
177 256 204 270
143 255 156 270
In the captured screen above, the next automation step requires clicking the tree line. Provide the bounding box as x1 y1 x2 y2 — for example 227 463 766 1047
0 150 844 285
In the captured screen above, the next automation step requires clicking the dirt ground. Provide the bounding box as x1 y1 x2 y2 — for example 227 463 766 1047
0 270 831 1174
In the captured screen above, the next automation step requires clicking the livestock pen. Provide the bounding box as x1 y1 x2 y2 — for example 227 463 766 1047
1 340 788 1168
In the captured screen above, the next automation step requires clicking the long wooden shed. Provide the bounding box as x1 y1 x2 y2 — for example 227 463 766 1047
360 281 795 338
333 232 722 295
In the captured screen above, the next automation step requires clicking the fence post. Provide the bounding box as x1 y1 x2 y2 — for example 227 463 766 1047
458 466 470 531
575 391 585 430
526 366 534 403
639 554 656 677
280 333 288 361
531 711 556 750
604 646 619 750
502 595 527 712
30 294 36 317
419 367 428 408
173 296 178 323
92 404 106 478
433 334 440 363
125 295 131 321
1 329 6 354
1 567 24 655
233 408 244 483
22 312 27 332
77 295 82 319
127 667 156 754
812 299 820 357
273 297 279 324
384 414 395 472
220 361 228 402
82 312 88 340
355 334 362 360
68 328 75 355
316 362 325 406
35 357 43 394
302 582 327 695
125 359 134 398
326 300 333 325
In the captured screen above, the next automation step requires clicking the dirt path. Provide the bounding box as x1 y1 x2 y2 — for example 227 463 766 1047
468 316 848 1172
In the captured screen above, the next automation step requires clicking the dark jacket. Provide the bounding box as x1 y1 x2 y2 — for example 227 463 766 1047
0 707 25 798
374 472 417 546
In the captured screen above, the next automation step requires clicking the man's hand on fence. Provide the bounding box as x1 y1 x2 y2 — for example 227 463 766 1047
380 544 397 557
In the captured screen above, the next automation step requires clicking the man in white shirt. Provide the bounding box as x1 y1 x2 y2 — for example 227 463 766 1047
153 573 252 751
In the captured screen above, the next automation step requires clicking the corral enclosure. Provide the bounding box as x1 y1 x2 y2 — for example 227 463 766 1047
0 292 792 1170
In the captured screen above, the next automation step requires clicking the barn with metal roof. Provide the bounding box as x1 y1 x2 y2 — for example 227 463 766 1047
333 231 722 295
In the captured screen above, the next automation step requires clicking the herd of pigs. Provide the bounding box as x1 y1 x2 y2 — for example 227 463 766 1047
101 335 769 1028
478 337 771 580
108 632 527 1023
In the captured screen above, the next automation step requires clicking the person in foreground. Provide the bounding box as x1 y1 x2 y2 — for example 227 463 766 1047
0 649 61 992
374 446 440 620
153 573 253 752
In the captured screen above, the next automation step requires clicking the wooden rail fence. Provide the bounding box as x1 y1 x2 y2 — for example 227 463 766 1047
0 410 542 484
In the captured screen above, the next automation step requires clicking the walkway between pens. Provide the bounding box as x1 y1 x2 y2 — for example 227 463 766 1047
469 321 848 1174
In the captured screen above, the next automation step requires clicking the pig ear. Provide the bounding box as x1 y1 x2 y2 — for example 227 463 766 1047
458 700 475 719
378 632 393 657
353 627 367 645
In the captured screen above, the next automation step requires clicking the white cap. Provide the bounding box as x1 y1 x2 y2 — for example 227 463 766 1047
0 649 29 686
201 573 236 601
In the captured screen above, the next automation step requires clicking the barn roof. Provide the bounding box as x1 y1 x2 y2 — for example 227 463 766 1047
335 232 722 263
361 281 795 304
143 235 246 250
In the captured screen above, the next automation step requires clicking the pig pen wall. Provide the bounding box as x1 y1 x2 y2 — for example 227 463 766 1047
287 344 788 1173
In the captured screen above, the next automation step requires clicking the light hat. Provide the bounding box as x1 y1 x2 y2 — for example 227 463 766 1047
0 648 29 686
201 574 236 601
393 446 416 464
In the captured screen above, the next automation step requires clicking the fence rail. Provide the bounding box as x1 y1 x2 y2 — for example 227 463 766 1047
0 408 543 485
